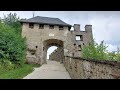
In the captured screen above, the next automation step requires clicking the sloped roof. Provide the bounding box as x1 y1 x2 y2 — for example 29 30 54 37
19 16 72 27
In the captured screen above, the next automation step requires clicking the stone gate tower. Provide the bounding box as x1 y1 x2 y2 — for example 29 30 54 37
19 16 93 65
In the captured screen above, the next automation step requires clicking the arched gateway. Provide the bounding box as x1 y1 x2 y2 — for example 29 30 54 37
19 16 93 65
43 39 64 64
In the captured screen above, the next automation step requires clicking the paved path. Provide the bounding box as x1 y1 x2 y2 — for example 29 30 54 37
23 60 71 79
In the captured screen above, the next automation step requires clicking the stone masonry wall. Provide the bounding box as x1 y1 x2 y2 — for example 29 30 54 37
64 56 120 79
49 47 64 63
21 20 93 65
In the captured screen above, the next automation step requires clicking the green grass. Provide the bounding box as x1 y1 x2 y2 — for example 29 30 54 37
0 64 40 79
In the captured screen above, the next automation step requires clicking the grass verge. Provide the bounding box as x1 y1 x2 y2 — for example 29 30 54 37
0 64 40 79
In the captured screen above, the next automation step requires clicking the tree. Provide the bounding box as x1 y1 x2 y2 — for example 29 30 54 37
0 22 26 67
82 38 108 60
2 13 20 24
2 13 22 34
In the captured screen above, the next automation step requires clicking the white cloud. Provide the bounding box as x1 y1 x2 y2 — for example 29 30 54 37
89 13 120 52
106 44 118 52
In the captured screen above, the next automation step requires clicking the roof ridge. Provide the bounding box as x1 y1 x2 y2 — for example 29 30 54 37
32 16 59 19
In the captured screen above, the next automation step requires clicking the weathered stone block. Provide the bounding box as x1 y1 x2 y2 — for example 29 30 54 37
26 56 40 64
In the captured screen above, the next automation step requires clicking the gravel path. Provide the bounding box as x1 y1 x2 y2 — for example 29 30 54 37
23 60 71 79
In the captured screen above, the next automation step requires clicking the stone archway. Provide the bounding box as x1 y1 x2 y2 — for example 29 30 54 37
43 39 64 64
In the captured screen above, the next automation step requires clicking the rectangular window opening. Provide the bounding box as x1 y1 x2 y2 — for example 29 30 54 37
59 26 64 30
39 24 44 29
78 45 82 51
49 25 54 29
78 45 81 48
29 23 34 29
76 35 83 41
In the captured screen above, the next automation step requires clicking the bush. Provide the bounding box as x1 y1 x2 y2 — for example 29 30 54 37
82 39 108 60
82 38 120 62
106 51 120 62
115 54 120 61
0 59 15 70
0 22 27 66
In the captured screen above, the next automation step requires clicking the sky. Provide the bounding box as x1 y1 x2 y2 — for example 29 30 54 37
0 11 120 59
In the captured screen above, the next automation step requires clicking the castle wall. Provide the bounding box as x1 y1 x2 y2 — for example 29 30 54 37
64 56 120 79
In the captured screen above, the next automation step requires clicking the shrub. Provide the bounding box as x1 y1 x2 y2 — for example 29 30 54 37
0 22 27 66
82 38 120 62
106 51 120 62
0 59 15 70
82 39 108 60
115 54 120 61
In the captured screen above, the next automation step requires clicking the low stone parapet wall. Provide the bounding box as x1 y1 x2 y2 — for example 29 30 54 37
64 56 120 79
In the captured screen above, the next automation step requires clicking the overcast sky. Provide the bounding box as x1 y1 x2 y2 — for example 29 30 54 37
0 11 120 58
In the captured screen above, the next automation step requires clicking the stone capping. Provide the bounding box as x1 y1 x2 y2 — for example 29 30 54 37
65 56 120 68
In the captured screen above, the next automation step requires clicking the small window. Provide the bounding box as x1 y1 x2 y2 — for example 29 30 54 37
59 26 64 30
83 43 84 45
78 45 81 48
76 36 80 40
75 35 83 41
78 45 82 51
74 44 76 46
49 25 54 29
29 23 34 29
68 27 71 31
36 46 38 48
39 24 44 29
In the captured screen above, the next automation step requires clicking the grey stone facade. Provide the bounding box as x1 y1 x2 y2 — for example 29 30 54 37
20 16 93 65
